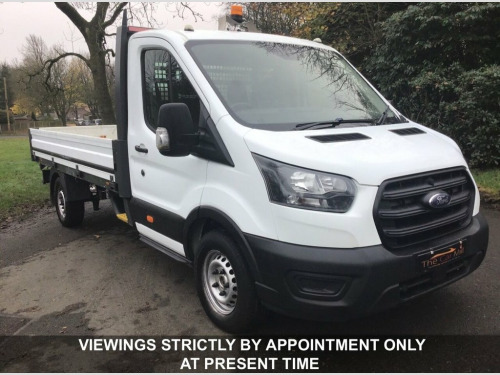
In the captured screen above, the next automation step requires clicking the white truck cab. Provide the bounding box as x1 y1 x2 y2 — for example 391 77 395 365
30 21 489 332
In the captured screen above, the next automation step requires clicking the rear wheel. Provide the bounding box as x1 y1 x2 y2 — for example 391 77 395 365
195 231 260 333
54 177 84 227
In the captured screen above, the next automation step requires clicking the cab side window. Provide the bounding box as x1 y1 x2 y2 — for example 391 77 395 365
143 49 200 130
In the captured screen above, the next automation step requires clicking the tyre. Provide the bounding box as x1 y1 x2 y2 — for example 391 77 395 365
195 231 260 333
54 177 85 227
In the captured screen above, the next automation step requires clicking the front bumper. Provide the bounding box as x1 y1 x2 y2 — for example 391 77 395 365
246 213 489 321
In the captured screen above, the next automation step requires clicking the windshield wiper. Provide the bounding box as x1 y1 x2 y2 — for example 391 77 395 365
376 105 391 125
294 118 374 131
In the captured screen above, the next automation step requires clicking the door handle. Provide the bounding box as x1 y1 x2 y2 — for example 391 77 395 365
135 144 148 154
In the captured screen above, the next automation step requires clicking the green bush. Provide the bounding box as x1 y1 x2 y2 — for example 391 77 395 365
442 67 500 167
365 3 500 168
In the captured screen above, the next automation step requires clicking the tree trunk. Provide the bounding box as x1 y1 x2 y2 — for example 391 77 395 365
53 101 67 126
88 53 115 124
55 2 117 125
87 24 115 125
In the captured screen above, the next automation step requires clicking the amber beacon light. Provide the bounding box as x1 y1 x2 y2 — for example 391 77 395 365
230 5 244 24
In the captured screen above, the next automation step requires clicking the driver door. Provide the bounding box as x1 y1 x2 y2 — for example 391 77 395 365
127 38 208 256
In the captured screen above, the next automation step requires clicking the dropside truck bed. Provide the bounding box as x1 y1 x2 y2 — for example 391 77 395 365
30 125 118 183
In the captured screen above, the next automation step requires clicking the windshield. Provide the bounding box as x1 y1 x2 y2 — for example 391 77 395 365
187 40 402 130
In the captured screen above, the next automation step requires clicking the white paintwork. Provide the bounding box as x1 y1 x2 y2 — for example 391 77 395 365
136 223 185 256
30 125 116 172
201 117 278 241
127 37 208 222
243 122 467 186
34 125 117 139
31 29 481 250
271 185 381 248
32 150 114 182
150 29 477 247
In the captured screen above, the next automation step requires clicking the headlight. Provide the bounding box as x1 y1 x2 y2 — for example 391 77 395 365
253 154 356 213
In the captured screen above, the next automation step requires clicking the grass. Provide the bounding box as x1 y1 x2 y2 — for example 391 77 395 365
0 137 499 224
0 136 50 223
472 168 500 203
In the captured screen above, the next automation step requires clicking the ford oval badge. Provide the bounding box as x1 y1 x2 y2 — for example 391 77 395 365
424 191 451 208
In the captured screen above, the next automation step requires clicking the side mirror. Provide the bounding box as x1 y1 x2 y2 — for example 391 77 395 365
156 103 198 157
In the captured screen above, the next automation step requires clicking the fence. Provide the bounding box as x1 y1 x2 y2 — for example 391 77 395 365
0 121 63 135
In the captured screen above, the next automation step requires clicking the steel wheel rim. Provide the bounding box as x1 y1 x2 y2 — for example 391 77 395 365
202 250 238 315
57 189 66 219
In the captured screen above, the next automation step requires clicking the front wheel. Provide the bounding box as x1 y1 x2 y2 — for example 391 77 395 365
54 177 85 227
195 231 260 333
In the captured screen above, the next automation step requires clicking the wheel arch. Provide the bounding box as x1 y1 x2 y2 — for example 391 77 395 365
49 169 61 205
49 169 92 203
184 206 262 283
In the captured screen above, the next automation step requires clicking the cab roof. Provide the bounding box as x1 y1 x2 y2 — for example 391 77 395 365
131 28 332 51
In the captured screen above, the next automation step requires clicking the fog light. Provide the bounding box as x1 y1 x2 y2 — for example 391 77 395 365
298 277 345 295
288 272 350 300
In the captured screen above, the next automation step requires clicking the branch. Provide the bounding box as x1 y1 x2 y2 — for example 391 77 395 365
167 2 204 22
46 52 89 67
140 3 152 26
32 53 90 90
92 2 110 26
54 3 89 39
177 2 204 22
101 49 116 58
102 2 128 28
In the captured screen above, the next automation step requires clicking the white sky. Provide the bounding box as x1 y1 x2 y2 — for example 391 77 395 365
0 2 224 64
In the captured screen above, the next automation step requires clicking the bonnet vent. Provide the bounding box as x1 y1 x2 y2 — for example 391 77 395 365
307 133 371 143
390 128 426 136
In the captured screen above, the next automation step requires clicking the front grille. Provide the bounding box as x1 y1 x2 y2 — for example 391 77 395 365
374 168 474 251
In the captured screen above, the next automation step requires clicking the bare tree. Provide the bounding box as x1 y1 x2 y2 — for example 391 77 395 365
48 54 79 126
49 2 203 125
16 35 79 125
51 3 131 124
69 57 99 118
15 36 53 116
